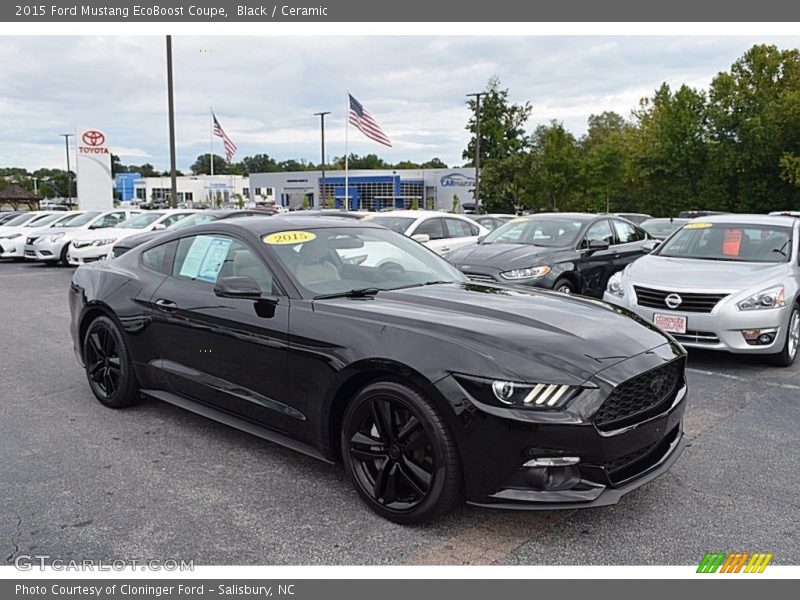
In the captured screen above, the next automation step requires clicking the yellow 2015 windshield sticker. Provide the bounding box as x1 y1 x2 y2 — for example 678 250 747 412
263 231 317 245
684 222 713 229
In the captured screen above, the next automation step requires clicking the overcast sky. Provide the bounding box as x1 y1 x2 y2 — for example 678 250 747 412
2 35 799 173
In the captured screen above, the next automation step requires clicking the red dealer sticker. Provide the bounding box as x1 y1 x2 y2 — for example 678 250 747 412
722 229 743 256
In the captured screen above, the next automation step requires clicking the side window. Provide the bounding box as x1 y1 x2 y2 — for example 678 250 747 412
413 218 445 240
612 219 644 244
173 235 277 294
141 240 177 275
444 218 475 238
94 212 125 228
583 220 615 247
161 213 190 228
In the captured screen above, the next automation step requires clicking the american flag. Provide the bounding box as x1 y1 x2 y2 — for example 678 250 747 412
212 112 237 163
348 94 392 147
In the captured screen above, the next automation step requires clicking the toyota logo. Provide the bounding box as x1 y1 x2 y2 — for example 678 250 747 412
82 130 105 146
665 293 683 309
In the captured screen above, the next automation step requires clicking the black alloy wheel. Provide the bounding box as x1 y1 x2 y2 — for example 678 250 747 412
341 380 462 524
83 316 141 408
553 277 576 295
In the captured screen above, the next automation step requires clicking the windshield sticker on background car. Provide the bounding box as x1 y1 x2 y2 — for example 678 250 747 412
179 236 233 282
684 222 713 229
263 231 317 245
722 229 743 256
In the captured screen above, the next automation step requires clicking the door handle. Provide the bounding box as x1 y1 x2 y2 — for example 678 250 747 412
154 298 177 312
440 247 450 253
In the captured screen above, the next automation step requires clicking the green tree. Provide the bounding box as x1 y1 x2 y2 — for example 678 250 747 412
580 112 632 213
529 121 582 212
240 154 280 174
463 75 532 166
420 157 448 169
707 44 800 212
191 154 230 175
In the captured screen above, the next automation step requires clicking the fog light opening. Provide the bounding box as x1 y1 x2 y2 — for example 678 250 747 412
523 464 582 491
741 328 777 346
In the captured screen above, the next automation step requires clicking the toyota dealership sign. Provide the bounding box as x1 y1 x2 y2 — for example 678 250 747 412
76 127 113 210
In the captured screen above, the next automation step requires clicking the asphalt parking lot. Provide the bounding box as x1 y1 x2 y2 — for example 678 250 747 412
1 259 798 566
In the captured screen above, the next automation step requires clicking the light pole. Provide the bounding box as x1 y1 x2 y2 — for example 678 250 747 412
466 92 484 214
59 133 74 205
166 35 178 209
314 111 330 209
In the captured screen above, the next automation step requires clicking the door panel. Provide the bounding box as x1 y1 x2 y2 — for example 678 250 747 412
577 219 619 297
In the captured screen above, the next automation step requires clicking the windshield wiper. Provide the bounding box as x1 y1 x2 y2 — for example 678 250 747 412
313 287 381 300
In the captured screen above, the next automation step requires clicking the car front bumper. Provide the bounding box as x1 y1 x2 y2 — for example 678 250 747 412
435 342 689 508
25 238 67 262
603 290 790 354
0 237 25 258
67 244 113 266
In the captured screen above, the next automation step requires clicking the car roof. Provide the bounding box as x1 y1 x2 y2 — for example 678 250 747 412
198 215 386 235
513 212 601 222
697 214 798 226
370 210 467 218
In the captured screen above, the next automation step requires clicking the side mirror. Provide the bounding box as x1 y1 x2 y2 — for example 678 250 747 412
153 223 167 230
477 235 487 244
213 276 263 299
586 239 610 252
641 240 660 254
411 233 431 243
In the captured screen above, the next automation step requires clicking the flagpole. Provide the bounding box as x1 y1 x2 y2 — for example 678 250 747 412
344 92 349 212
209 107 215 179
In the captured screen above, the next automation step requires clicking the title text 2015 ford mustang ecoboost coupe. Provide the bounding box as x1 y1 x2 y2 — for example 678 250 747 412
69 217 688 523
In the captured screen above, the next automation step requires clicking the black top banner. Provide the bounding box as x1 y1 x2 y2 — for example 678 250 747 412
4 0 800 22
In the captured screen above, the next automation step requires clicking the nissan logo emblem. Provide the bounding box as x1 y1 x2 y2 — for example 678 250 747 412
665 293 683 309
82 130 105 147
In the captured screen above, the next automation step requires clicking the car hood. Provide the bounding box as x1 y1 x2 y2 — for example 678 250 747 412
448 243 564 269
73 227 141 242
628 255 791 291
316 282 674 384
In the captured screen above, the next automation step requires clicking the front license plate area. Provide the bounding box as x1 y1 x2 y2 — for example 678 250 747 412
654 313 687 334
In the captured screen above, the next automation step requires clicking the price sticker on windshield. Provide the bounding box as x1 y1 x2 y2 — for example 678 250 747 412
263 231 317 245
683 222 712 229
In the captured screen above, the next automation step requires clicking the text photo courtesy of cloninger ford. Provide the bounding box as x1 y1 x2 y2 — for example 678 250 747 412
0 30 799 578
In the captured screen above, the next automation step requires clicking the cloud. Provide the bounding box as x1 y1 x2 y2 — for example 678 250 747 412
1 35 798 172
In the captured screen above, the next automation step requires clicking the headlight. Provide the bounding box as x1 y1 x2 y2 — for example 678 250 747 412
500 265 551 280
91 238 117 247
454 374 581 410
49 233 65 242
606 271 625 298
737 285 785 311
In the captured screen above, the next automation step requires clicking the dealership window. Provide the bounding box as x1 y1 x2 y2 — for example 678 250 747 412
172 235 276 294
135 189 147 201
185 192 193 202
242 188 249 198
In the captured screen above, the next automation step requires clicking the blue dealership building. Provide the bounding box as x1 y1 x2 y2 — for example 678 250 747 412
247 168 476 212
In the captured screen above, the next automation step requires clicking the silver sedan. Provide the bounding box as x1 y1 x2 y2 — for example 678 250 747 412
604 214 800 366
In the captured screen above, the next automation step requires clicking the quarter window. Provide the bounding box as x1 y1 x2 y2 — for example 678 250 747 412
141 240 177 274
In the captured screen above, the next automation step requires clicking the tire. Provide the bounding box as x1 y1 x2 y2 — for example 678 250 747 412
58 242 71 266
340 380 463 524
553 277 576 295
768 304 800 367
83 315 142 408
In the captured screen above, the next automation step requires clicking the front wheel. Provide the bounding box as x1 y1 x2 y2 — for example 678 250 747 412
553 277 576 295
83 316 142 407
341 380 462 524
768 305 800 367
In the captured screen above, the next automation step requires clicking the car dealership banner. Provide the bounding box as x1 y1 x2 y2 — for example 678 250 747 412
75 127 114 211
2 0 800 21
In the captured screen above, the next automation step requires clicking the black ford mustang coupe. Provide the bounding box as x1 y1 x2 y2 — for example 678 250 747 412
69 216 687 523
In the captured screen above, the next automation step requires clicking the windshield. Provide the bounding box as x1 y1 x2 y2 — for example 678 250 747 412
265 226 466 296
640 219 687 237
2 213 39 226
24 213 64 227
169 213 221 230
364 216 416 233
118 213 164 229
482 217 585 247
58 211 102 227
656 223 793 263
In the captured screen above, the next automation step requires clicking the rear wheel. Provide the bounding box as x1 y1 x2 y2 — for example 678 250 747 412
553 277 576 295
341 380 462 524
83 316 141 407
768 305 800 367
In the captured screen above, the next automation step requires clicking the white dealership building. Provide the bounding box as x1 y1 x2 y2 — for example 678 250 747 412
128 175 274 207
247 168 477 212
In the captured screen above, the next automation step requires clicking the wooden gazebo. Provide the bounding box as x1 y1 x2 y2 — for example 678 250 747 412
0 183 40 211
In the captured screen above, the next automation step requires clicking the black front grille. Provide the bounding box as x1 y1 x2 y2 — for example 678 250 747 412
671 330 720 344
466 273 497 283
634 286 728 313
593 358 684 431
